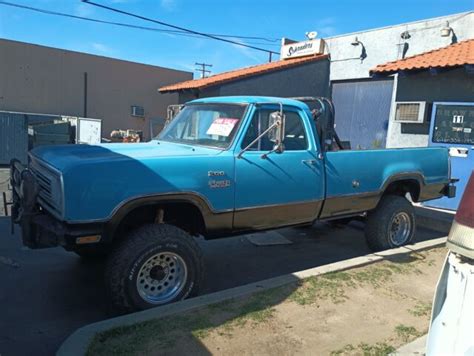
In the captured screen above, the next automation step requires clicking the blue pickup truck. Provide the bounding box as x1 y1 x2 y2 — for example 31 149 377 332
9 96 456 311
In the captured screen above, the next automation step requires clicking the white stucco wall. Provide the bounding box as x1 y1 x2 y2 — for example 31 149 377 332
325 12 474 81
384 74 430 148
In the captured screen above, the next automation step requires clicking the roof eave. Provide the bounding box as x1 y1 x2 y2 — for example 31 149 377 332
158 54 329 94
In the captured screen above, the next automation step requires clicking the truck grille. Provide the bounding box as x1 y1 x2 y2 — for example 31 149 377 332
29 158 63 218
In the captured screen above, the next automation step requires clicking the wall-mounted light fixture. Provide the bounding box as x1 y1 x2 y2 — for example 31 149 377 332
441 21 452 37
351 36 367 62
400 31 411 40
441 20 457 44
351 36 361 46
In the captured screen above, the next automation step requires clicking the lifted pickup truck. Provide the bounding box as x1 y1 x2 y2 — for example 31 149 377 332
9 96 456 311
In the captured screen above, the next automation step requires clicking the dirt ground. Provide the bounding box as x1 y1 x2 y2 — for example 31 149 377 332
88 246 447 356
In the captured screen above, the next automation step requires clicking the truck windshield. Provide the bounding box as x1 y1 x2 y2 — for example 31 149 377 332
157 104 247 148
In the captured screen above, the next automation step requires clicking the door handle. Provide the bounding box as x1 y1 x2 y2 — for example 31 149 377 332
302 159 317 166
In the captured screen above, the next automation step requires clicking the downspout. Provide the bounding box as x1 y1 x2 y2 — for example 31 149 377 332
83 72 88 118
385 73 399 148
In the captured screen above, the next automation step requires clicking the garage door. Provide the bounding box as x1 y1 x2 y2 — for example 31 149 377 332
0 112 28 165
332 79 393 150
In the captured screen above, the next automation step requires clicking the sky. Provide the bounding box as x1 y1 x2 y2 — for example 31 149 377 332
0 0 473 77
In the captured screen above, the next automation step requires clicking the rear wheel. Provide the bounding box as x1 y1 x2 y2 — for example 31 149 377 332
105 224 203 312
365 195 415 251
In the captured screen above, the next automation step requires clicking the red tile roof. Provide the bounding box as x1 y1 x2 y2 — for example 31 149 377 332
371 39 474 75
159 54 328 92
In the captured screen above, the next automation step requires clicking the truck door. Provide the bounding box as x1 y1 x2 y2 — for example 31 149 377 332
233 106 324 230
426 102 474 210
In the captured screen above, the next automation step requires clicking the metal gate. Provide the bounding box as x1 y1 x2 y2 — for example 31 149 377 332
426 102 474 210
332 79 393 150
0 112 28 165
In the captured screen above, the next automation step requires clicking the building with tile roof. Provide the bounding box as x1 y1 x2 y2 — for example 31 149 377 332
371 39 474 75
159 54 328 93
159 53 330 104
370 38 474 149
371 38 474 210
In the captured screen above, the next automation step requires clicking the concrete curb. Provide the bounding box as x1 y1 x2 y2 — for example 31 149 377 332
392 335 427 355
57 237 446 356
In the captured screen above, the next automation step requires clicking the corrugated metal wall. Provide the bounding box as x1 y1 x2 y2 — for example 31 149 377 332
0 112 28 165
332 79 393 150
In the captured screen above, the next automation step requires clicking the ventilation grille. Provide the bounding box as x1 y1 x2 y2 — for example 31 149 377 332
131 105 145 117
394 102 426 123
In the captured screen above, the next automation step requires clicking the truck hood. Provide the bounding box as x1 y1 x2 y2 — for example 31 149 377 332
30 140 222 172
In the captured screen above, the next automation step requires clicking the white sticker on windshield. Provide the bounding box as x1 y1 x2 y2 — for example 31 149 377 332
206 118 239 137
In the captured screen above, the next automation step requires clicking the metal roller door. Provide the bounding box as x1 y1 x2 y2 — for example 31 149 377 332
332 79 393 150
0 112 28 165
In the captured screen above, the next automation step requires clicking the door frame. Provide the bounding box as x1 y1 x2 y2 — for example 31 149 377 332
232 103 325 230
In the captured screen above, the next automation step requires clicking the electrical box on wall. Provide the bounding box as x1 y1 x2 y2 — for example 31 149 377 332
131 105 145 117
394 102 427 123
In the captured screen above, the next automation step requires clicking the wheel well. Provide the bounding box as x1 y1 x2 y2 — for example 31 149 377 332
383 179 421 202
112 202 206 240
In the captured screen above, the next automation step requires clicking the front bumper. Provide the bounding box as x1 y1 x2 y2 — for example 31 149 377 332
10 159 103 249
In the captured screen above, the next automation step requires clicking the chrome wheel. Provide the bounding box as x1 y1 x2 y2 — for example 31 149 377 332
136 252 188 305
389 212 412 246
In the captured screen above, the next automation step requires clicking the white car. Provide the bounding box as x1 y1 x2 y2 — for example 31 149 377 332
427 171 474 356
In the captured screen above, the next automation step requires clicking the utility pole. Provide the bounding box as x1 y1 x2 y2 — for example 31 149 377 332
195 62 212 78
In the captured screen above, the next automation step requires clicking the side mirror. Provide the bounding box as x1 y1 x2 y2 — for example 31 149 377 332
267 111 285 152
238 104 286 159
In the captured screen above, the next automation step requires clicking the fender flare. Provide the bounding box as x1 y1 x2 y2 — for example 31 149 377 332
105 192 219 239
379 172 425 201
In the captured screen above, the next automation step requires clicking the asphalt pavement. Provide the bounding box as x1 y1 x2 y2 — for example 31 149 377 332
0 214 446 356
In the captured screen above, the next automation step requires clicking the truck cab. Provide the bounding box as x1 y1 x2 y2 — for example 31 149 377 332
9 96 456 311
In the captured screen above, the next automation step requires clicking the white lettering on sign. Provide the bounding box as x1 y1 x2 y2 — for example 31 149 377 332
453 115 464 124
206 118 239 137
280 39 324 60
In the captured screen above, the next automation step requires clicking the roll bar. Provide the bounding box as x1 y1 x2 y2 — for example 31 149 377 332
291 96 344 151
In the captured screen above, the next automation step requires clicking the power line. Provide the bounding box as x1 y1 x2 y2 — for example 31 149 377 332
0 1 280 44
81 0 280 59
195 62 212 78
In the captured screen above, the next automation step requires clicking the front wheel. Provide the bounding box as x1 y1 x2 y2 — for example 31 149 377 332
105 224 203 312
365 195 415 251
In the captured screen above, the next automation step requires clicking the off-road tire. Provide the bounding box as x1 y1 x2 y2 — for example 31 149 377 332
365 195 415 251
105 224 203 312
